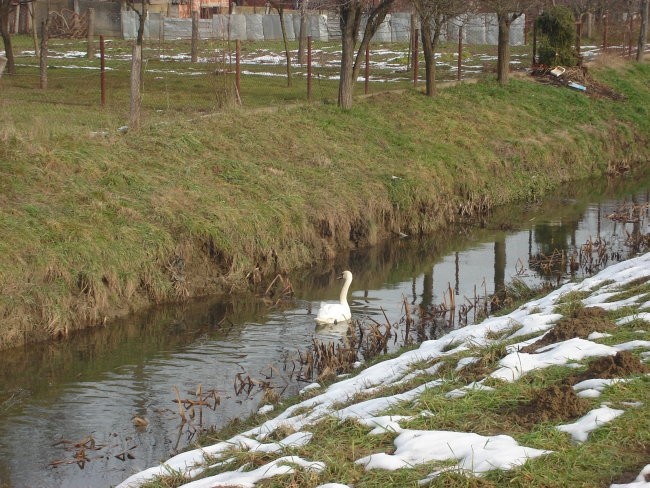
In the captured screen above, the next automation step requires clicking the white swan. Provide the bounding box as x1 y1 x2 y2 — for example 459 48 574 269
315 270 353 325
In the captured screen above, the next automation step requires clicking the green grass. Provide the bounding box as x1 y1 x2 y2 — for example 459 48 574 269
1 38 650 348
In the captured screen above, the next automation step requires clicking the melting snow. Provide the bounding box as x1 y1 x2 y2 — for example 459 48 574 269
181 456 325 488
455 356 479 370
257 404 274 415
445 380 495 399
556 406 624 443
617 313 650 326
299 382 321 395
356 430 551 474
588 331 613 340
491 338 617 382
573 378 629 398
358 415 413 435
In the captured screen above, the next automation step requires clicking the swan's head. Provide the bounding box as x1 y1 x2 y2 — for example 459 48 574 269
338 270 353 281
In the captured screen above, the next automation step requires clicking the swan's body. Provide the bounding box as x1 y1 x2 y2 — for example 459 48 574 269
315 270 353 325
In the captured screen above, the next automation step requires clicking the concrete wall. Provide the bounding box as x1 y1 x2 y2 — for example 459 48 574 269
390 12 411 43
127 12 526 44
32 0 525 45
446 14 525 47
122 11 328 41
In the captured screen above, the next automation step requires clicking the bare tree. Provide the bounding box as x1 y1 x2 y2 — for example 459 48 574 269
337 0 395 108
270 0 292 86
297 0 309 64
480 0 539 84
566 0 595 20
565 0 598 43
638 0 648 61
39 16 49 88
126 0 148 129
191 0 199 63
413 0 467 96
29 1 39 57
0 0 15 74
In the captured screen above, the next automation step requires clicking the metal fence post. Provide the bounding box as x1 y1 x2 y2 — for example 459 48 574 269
413 29 418 86
100 35 106 106
307 35 312 100
236 39 241 99
457 25 462 81
364 42 370 94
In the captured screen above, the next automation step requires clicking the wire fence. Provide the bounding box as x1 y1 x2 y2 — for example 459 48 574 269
1 11 648 116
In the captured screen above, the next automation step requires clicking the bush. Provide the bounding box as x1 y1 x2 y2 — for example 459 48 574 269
535 6 578 66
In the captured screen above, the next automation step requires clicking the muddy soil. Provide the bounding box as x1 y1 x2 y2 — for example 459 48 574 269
611 467 650 484
508 304 647 429
521 307 614 353
573 351 649 382
511 384 590 427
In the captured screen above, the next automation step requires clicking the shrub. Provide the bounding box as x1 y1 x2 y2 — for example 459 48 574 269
536 6 578 66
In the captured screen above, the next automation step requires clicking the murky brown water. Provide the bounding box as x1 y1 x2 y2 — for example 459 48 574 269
1 173 648 488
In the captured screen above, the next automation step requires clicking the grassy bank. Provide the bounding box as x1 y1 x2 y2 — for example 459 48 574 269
1 49 649 349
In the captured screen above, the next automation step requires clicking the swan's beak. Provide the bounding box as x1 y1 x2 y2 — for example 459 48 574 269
336 273 344 280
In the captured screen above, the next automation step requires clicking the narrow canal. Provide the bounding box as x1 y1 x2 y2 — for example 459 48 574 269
0 173 648 488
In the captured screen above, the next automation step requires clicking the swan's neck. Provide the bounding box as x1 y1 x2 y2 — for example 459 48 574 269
339 275 352 306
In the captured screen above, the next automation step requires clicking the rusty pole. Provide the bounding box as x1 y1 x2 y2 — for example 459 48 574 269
364 42 369 94
576 21 582 66
524 18 528 45
100 35 106 106
603 13 608 53
307 35 312 100
235 39 241 98
457 25 462 81
413 29 418 86
628 15 634 57
532 18 537 66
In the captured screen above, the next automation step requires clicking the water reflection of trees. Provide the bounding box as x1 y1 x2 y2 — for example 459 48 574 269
529 218 580 278
0 296 265 405
529 200 649 280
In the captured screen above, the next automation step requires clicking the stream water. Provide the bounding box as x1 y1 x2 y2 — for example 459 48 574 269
1 173 649 488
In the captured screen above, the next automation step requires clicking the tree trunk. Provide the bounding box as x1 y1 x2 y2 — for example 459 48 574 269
191 8 198 62
638 0 648 62
297 0 307 65
87 8 95 59
0 4 15 75
278 8 292 86
496 13 511 85
29 2 38 57
130 0 146 129
338 0 393 108
421 20 435 96
12 1 18 33
338 5 361 109
39 19 48 88
351 0 392 83
130 42 142 129
420 14 442 97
